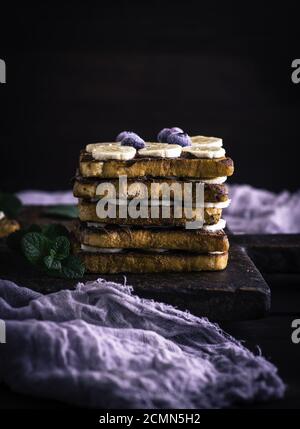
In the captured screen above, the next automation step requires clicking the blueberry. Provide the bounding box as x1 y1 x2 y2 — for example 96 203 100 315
157 127 184 142
121 135 145 149
157 128 171 142
167 132 191 147
116 131 139 142
170 127 183 134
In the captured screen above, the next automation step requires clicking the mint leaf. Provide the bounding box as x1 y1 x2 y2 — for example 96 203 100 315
0 193 22 218
61 255 85 279
8 222 85 280
44 255 62 271
42 224 70 240
50 236 70 260
7 224 42 253
43 205 78 219
22 232 50 265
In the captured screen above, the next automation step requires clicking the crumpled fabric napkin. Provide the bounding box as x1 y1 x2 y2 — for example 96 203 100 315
0 278 285 409
226 185 300 233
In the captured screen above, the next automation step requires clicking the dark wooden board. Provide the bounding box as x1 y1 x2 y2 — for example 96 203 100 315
0 206 271 321
233 234 300 273
0 241 270 321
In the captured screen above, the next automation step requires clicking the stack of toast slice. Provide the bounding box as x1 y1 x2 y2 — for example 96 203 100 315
73 135 234 273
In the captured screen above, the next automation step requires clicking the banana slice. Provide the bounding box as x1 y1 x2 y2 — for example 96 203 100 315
182 146 225 159
86 142 121 153
138 143 182 158
191 135 223 149
91 143 136 161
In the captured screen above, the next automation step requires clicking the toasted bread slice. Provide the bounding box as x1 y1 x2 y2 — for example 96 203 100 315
79 151 234 179
0 217 20 238
78 200 222 226
80 226 229 253
77 249 228 273
73 176 228 202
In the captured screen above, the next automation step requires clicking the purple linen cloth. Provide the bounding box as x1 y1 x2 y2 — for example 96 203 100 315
226 185 300 234
17 190 77 206
17 185 300 234
0 278 285 409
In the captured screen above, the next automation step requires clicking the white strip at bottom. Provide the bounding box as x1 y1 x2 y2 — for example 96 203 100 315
80 244 226 255
81 245 167 254
201 219 226 232
89 198 230 208
200 176 227 184
86 218 226 232
204 199 230 208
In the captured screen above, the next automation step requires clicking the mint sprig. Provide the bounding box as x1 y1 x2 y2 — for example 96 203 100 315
22 232 50 265
50 236 70 260
61 255 85 279
8 223 85 279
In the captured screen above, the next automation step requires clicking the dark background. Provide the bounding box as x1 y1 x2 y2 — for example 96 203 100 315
1 1 300 192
